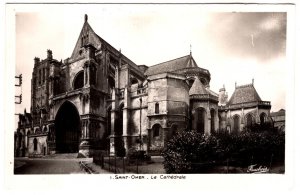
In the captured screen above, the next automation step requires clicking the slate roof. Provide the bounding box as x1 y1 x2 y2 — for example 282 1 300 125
189 77 208 95
206 88 219 97
227 84 262 105
270 109 285 117
144 55 198 76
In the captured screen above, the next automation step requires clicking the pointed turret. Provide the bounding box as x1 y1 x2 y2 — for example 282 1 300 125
218 84 228 106
189 77 208 95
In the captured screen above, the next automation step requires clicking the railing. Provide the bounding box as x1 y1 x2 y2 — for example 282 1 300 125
175 67 210 75
53 88 82 100
220 101 271 110
93 153 163 174
190 94 218 102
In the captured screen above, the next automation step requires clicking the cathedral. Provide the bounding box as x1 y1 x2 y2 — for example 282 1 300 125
15 15 272 158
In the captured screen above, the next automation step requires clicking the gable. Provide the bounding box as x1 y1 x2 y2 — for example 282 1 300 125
70 22 102 60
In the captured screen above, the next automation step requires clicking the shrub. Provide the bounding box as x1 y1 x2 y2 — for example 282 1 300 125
162 129 285 173
162 130 210 173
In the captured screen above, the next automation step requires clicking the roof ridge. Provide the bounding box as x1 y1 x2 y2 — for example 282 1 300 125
236 83 254 88
150 55 190 67
95 34 138 66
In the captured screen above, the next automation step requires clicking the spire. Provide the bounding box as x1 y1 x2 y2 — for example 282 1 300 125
190 44 192 56
252 78 254 85
84 14 88 23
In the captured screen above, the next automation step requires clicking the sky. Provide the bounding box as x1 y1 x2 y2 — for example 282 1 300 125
14 4 287 117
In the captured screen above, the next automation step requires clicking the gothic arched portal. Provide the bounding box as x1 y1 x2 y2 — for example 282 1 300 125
55 101 81 153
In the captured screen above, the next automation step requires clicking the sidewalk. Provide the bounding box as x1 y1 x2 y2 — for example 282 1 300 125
84 162 112 174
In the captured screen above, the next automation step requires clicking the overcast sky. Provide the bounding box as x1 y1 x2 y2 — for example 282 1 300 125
14 4 287 117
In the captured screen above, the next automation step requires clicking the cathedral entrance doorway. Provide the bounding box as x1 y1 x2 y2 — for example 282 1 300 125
55 101 81 153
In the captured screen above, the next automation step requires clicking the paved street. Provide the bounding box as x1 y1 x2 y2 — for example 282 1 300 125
14 156 91 174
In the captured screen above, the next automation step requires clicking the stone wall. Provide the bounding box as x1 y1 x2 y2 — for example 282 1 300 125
28 135 48 157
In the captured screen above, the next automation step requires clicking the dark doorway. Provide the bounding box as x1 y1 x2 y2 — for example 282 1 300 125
33 138 37 151
114 104 124 157
55 101 81 153
210 109 215 133
193 108 206 134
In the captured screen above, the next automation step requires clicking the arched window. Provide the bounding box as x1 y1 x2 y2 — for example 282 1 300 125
246 114 254 127
187 78 195 88
153 124 160 137
218 114 222 131
33 138 38 151
108 76 115 98
155 103 159 114
107 107 112 136
210 109 215 133
131 78 138 85
233 115 240 134
43 126 48 133
73 71 84 90
39 69 42 85
27 131 30 148
81 34 89 46
200 78 206 86
260 113 266 125
193 107 206 134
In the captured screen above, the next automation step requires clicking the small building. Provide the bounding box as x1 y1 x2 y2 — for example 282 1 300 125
218 81 272 133
270 109 285 131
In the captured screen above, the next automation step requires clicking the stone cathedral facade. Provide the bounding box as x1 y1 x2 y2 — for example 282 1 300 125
15 15 272 158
